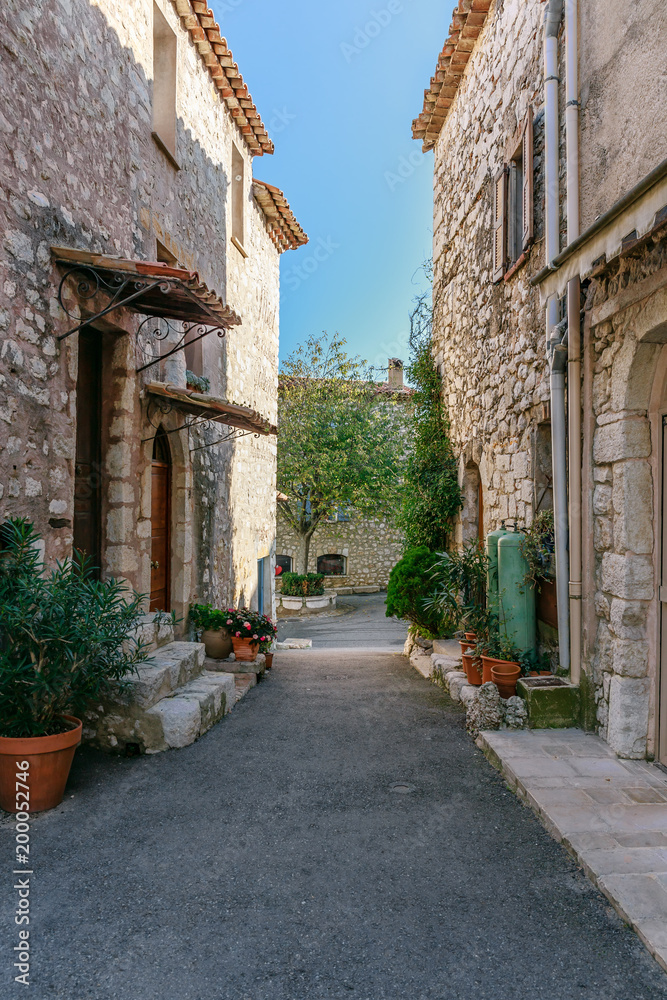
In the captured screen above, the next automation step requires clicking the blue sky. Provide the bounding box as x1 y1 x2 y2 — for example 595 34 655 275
209 0 454 375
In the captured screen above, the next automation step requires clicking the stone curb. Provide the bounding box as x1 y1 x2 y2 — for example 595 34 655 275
476 731 667 975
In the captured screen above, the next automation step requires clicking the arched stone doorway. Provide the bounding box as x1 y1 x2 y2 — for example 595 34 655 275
461 462 483 544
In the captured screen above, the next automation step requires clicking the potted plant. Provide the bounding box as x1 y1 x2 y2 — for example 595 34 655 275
190 603 233 659
476 630 522 697
185 371 211 394
0 519 149 812
225 608 277 662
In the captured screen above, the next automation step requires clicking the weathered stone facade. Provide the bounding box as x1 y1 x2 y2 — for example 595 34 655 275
428 0 551 542
416 0 667 760
276 515 405 591
0 0 306 626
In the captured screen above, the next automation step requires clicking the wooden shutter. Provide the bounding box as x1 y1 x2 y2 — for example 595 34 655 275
522 108 534 250
493 166 507 282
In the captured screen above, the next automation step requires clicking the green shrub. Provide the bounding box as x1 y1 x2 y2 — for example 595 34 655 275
189 603 230 632
385 547 456 638
280 572 325 597
0 518 149 738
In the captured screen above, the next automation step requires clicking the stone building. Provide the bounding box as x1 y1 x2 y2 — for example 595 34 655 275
0 0 307 628
275 360 411 591
413 0 667 760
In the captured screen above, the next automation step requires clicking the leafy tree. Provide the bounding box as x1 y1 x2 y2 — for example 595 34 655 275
278 333 405 573
397 261 462 550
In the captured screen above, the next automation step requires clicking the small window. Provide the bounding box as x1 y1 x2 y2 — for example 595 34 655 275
276 554 293 574
317 554 346 576
493 109 533 281
231 143 246 255
152 3 177 162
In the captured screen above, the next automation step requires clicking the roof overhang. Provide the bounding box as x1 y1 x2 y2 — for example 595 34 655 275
52 247 241 335
146 382 277 436
412 1 492 152
173 0 274 156
253 181 308 253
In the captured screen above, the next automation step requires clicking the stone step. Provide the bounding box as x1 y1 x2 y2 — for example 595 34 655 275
123 641 206 709
234 673 257 701
140 672 237 754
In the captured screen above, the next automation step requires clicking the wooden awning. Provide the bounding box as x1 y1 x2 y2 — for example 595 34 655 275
52 247 241 336
146 382 277 436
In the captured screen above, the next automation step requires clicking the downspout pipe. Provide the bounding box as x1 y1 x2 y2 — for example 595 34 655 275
565 0 582 688
544 0 570 673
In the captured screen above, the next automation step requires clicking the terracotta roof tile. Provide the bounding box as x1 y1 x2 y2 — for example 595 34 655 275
412 1 492 151
253 181 308 253
172 0 274 156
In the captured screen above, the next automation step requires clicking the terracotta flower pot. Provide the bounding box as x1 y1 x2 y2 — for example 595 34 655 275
201 628 232 660
462 652 482 686
464 632 477 642
490 662 521 699
459 639 475 655
264 653 274 670
479 655 495 684
232 636 260 662
0 716 82 813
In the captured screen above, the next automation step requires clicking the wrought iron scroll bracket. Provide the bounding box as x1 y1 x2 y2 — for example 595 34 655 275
135 317 226 373
56 265 169 341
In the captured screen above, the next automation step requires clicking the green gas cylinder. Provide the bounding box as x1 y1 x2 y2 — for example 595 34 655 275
497 527 536 653
486 522 508 618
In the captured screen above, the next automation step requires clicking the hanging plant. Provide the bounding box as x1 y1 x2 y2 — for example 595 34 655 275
520 509 555 591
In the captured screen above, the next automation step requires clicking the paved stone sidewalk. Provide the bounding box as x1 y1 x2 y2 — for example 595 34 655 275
480 728 667 973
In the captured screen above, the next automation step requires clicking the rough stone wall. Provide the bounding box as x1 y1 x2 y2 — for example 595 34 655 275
431 0 551 543
0 0 281 622
275 517 404 590
583 231 667 758
579 0 667 232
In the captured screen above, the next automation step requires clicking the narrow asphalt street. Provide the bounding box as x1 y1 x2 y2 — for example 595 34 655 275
277 592 408 649
3 633 667 997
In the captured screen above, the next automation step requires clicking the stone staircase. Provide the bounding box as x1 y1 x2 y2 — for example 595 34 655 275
84 615 237 754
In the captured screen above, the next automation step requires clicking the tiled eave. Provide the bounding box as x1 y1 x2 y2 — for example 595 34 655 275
146 382 277 435
253 181 308 253
412 1 492 152
172 0 274 157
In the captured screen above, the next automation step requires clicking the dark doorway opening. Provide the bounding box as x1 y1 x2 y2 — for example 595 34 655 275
150 428 171 612
73 329 103 575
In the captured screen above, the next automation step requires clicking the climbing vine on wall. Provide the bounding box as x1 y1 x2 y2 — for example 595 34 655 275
397 261 462 551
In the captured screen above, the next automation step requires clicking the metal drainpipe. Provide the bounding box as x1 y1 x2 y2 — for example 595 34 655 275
565 0 582 687
544 0 570 673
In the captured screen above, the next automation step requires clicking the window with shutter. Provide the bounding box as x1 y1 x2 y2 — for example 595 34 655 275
493 167 507 282
522 108 534 250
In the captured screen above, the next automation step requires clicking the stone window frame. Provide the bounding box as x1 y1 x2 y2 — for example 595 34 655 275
231 143 248 258
493 108 534 282
151 2 180 170
317 554 347 577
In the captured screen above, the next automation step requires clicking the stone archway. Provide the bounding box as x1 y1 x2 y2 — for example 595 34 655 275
587 287 667 759
461 462 483 545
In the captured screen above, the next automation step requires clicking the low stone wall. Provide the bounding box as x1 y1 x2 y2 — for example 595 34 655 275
276 590 337 617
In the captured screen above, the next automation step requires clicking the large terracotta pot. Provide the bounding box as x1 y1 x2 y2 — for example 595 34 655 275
201 628 232 660
479 655 496 684
459 639 475 655
464 632 477 642
0 716 82 813
232 637 260 662
488 660 522 699
462 652 482 686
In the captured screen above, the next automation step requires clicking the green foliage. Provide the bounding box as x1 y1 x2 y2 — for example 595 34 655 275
189 603 230 632
0 518 149 738
280 572 325 597
520 509 555 591
185 371 210 393
424 541 490 634
277 332 405 572
397 263 462 550
474 627 521 665
385 547 456 638
518 647 553 677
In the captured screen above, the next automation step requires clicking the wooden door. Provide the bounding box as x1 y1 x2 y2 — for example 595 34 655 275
73 329 102 574
660 416 667 764
150 430 171 612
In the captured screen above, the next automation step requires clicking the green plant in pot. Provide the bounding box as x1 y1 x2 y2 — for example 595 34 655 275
0 518 149 812
189 603 233 660
225 608 277 662
475 626 522 697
